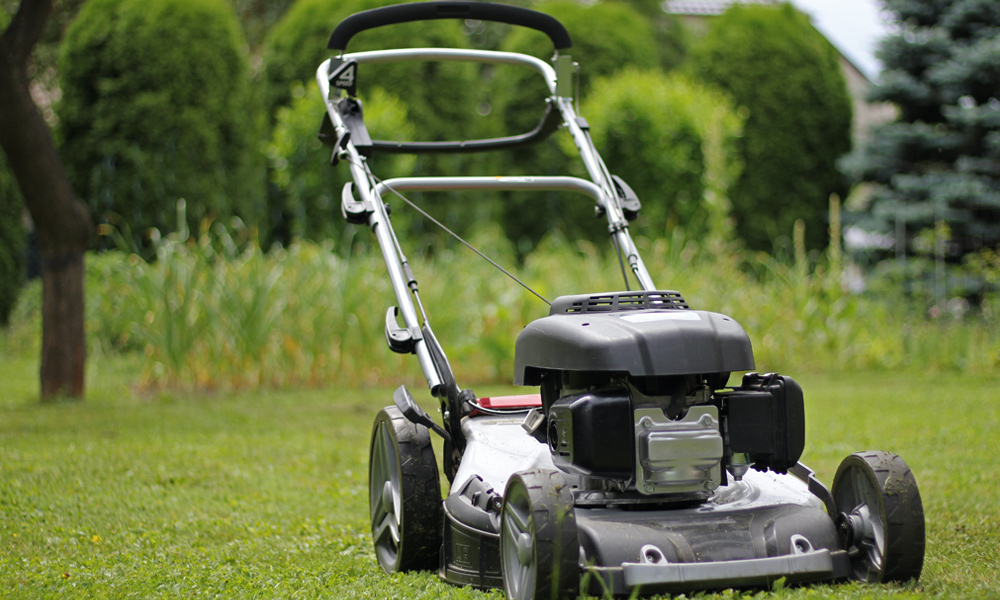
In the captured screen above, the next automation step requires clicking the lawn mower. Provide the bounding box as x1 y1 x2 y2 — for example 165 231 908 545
315 3 926 598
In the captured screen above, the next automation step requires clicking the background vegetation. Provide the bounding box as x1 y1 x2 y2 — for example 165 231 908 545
0 153 25 326
840 0 1000 301
1 0 999 597
686 3 853 252
56 0 266 254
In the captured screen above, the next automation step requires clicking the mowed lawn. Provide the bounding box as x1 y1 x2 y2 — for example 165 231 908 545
1 356 997 599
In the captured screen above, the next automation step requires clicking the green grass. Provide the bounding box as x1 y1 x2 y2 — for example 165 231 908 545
1 355 997 599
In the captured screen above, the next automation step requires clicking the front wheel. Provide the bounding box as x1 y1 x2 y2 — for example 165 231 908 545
500 470 580 600
832 451 925 583
368 405 442 573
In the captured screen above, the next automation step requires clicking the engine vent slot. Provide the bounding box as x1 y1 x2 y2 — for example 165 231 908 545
550 291 690 315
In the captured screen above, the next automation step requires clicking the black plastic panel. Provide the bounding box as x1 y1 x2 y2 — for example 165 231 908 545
440 496 501 589
548 389 634 478
723 373 805 473
329 1 573 51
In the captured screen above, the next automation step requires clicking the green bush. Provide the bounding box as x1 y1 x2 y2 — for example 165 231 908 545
0 6 24 327
577 69 744 241
262 0 478 140
57 0 265 249
493 0 662 253
496 0 660 134
0 157 25 327
263 0 493 247
686 3 852 251
267 82 416 249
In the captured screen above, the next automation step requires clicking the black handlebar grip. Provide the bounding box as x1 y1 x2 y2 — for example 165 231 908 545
328 1 572 51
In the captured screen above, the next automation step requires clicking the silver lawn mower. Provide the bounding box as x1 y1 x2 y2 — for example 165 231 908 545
315 3 926 598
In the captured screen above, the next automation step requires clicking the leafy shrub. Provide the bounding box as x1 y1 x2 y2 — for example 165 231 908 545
57 0 265 249
0 9 25 327
0 157 25 326
262 0 478 140
68 224 1000 392
686 3 852 251
577 69 744 241
492 0 662 253
267 82 416 249
263 0 493 247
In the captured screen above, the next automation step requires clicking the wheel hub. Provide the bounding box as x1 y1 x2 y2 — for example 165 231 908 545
382 480 394 514
516 532 533 566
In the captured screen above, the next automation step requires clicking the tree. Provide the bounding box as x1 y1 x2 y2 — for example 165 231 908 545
841 0 1000 260
686 3 853 252
57 0 265 250
0 0 92 400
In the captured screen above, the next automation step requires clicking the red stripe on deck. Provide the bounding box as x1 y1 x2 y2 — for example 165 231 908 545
478 394 542 409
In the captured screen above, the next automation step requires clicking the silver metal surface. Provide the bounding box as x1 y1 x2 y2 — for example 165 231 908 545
622 546 835 590
451 415 557 499
634 406 723 495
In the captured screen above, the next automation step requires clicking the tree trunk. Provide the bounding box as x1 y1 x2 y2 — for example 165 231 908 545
1 0 92 400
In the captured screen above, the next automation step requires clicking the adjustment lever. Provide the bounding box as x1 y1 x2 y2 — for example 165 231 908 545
612 175 641 221
393 385 451 442
384 306 421 354
341 182 373 225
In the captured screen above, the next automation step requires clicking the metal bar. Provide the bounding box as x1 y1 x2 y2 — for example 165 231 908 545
375 175 603 200
317 63 444 394
341 49 557 94
621 550 836 591
556 97 657 290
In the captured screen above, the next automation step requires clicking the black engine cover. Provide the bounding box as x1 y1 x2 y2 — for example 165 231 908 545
515 293 755 385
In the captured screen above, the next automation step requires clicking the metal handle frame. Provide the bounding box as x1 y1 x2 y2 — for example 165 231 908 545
316 47 657 402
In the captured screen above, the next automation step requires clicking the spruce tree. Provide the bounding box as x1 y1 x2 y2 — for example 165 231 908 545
842 0 1000 258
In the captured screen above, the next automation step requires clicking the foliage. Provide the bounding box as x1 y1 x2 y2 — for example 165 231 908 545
576 68 744 241
841 0 1000 260
0 154 25 326
56 0 266 252
267 83 416 248
686 3 853 252
492 0 664 253
0 5 25 328
261 0 478 138
5 216 996 392
497 0 661 134
261 0 491 247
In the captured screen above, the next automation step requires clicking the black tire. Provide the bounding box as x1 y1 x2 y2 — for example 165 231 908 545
500 470 580 600
368 405 443 573
832 451 925 583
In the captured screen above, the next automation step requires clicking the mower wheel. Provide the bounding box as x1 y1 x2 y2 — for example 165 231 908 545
368 405 442 573
500 470 579 600
832 451 925 583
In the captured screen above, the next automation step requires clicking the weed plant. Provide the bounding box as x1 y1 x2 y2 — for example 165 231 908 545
3 213 998 392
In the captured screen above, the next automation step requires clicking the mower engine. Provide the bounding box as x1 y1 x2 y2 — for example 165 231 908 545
515 291 805 499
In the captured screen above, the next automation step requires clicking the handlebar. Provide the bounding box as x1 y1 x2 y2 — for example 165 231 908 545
328 1 573 52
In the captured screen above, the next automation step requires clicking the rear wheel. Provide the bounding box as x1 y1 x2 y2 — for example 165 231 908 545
500 470 579 600
832 451 925 583
368 405 442 573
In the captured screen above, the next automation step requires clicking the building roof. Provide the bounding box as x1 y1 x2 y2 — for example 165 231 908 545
664 0 778 16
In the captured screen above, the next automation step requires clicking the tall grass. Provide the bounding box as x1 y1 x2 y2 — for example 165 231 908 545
4 216 997 392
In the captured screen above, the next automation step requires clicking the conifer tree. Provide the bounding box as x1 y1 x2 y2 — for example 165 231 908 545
842 0 1000 258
